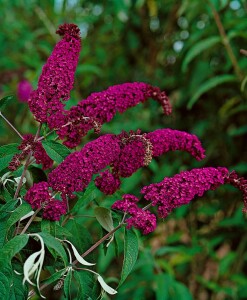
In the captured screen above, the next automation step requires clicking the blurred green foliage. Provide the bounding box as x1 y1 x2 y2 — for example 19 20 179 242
0 0 247 299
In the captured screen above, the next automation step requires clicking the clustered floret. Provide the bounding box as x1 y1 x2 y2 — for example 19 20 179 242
48 134 121 197
54 82 172 148
146 128 205 160
8 134 53 171
24 182 66 221
48 128 205 197
94 170 121 195
141 167 229 218
112 194 156 235
112 167 247 234
28 23 81 123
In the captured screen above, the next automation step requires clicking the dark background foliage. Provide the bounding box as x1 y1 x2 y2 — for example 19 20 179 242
0 0 247 299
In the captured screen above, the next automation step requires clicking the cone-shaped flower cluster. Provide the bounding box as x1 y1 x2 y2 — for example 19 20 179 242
142 167 229 218
54 82 172 148
112 167 247 234
47 128 205 198
28 23 81 123
48 134 121 197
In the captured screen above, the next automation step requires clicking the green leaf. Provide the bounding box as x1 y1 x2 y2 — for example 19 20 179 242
71 182 97 213
0 95 15 110
41 268 66 286
94 207 114 232
0 263 28 299
65 220 93 257
10 267 29 299
41 219 56 237
182 36 221 72
187 75 237 109
38 232 68 266
0 144 19 172
6 202 32 231
228 125 247 136
0 268 9 297
0 200 18 217
41 140 71 164
0 143 19 157
0 234 29 262
74 270 97 300
63 269 72 299
118 228 139 286
155 274 193 300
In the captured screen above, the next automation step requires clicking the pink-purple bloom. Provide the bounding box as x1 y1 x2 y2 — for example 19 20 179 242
48 134 121 197
94 170 121 195
9 134 53 171
146 128 205 160
112 194 156 235
24 182 67 221
54 82 172 148
141 167 229 218
17 80 33 102
28 23 81 123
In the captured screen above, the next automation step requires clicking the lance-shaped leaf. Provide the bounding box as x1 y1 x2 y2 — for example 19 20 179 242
97 275 117 295
64 240 95 266
23 234 45 298
94 207 114 232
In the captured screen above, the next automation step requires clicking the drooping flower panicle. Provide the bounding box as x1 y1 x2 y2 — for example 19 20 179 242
48 134 121 197
48 128 205 197
141 167 229 218
28 23 81 123
112 167 247 234
54 82 172 148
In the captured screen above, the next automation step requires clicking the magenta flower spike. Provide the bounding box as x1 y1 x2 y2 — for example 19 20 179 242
28 24 81 123
48 134 121 197
54 82 172 148
142 167 229 218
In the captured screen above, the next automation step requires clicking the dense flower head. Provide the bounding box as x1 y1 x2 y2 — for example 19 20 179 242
55 82 172 148
112 194 156 234
126 208 157 235
146 129 205 160
24 182 67 221
112 194 140 213
94 170 121 195
17 80 32 102
141 167 229 218
42 200 67 221
48 134 121 197
113 132 151 178
8 134 53 171
25 181 51 209
28 23 81 123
